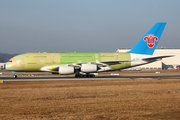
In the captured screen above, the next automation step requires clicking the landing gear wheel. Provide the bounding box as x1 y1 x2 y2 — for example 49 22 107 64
75 73 95 78
75 74 82 78
90 74 95 77
13 75 17 78
75 74 79 77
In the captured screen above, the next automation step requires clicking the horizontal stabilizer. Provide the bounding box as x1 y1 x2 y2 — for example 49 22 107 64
142 55 174 62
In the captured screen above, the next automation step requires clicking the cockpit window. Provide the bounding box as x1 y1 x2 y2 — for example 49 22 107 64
8 60 12 62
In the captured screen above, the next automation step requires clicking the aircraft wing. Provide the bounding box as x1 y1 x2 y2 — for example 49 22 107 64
41 55 173 73
40 60 131 72
67 60 131 67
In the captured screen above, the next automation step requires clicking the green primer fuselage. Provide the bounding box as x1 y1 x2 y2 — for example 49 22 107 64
6 52 131 72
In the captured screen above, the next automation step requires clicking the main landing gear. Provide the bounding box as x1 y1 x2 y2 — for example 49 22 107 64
75 73 95 78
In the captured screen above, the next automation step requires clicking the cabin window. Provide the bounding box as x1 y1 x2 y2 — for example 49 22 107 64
27 63 37 64
62 56 92 57
33 56 47 58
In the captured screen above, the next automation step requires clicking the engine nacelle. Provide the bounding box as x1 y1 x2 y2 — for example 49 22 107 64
81 64 98 73
59 66 74 75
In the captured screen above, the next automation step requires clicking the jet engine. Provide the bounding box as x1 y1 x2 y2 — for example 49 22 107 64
58 66 74 74
81 64 98 73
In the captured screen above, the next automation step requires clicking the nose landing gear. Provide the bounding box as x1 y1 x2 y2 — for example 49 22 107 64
13 74 17 78
12 72 17 78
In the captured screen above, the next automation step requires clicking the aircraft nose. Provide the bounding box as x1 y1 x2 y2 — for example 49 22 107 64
0 63 6 70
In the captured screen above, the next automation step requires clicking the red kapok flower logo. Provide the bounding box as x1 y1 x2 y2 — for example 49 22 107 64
144 34 158 48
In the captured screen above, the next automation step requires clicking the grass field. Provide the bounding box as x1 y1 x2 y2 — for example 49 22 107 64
0 78 180 120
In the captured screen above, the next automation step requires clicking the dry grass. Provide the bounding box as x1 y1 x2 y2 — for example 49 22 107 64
0 79 180 120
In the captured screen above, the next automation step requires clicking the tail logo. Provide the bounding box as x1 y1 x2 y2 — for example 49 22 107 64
144 34 158 48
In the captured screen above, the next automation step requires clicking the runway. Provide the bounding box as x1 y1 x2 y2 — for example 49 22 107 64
1 73 180 81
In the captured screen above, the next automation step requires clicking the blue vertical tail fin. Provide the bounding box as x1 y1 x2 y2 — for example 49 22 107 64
129 22 166 55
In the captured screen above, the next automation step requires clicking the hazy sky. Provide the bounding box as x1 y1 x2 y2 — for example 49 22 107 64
0 0 180 54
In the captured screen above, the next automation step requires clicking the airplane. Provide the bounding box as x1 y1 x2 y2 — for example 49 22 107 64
4 22 172 78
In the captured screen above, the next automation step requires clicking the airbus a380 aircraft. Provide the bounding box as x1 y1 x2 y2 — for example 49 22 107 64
5 22 172 78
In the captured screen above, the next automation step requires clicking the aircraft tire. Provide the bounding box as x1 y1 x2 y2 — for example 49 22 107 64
13 75 17 78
